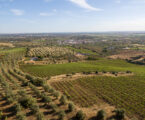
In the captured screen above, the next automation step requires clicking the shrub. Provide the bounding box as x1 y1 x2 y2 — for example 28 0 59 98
113 109 125 120
53 91 60 99
14 103 22 113
58 110 66 120
19 96 36 108
126 71 132 73
34 89 42 97
49 88 55 93
16 113 26 120
25 74 34 81
87 56 98 60
95 71 99 74
72 72 76 75
111 71 116 75
22 81 29 87
36 112 45 120
41 94 52 103
30 104 40 114
0 111 3 120
26 75 45 86
102 71 107 73
68 102 75 112
76 110 85 120
96 110 106 120
43 85 50 92
7 97 14 104
34 78 45 86
18 90 27 96
83 71 91 75
66 74 72 77
60 95 67 105
50 103 58 113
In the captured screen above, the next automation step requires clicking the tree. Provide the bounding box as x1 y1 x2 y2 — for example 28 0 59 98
96 110 106 120
19 96 36 108
36 112 45 120
58 110 66 120
60 95 67 105
53 91 60 99
43 85 50 92
30 104 40 114
113 109 125 120
76 110 85 120
14 103 22 113
95 71 98 74
16 113 26 120
41 94 52 103
50 104 58 113
0 111 3 120
68 102 75 112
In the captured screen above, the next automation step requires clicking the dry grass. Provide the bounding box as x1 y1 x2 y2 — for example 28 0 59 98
0 43 14 47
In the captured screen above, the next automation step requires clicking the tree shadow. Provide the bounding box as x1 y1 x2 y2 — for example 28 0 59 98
0 101 10 107
69 116 77 120
88 116 97 120
26 111 34 117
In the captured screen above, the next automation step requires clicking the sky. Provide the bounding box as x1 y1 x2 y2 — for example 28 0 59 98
0 0 145 33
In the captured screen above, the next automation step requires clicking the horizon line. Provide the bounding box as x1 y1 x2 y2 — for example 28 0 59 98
1 31 145 35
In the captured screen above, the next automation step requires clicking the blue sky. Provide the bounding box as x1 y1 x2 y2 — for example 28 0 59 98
0 0 145 33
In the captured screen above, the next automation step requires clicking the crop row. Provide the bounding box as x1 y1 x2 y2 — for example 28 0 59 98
51 76 145 119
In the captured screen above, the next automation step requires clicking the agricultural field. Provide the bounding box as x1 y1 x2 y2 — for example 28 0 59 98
0 48 25 55
0 33 145 120
108 50 145 65
25 47 84 64
27 47 75 57
51 76 145 119
0 42 14 48
66 46 98 56
20 58 145 77
20 54 145 119
0 47 79 120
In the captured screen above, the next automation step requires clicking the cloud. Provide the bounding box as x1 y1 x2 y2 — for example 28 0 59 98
10 9 24 16
40 9 57 16
68 0 103 11
40 12 54 16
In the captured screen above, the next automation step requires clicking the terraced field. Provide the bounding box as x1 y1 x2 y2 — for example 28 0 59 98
0 48 79 120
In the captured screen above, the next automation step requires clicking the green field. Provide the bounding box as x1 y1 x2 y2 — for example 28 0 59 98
20 58 145 77
66 46 98 56
0 48 25 54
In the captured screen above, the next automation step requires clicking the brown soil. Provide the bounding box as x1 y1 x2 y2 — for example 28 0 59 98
108 50 145 60
0 43 14 47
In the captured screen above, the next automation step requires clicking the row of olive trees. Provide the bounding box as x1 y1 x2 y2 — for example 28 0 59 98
75 109 125 120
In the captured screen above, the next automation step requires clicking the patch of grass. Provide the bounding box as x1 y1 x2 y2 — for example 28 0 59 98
20 58 145 77
0 48 25 54
66 46 98 56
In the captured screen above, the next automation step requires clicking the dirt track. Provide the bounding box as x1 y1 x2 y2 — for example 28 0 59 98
48 72 134 83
